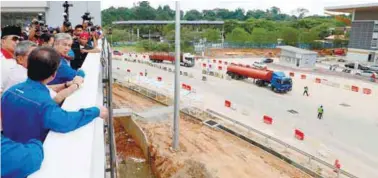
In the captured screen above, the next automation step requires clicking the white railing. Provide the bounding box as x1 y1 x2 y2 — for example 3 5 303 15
29 40 106 178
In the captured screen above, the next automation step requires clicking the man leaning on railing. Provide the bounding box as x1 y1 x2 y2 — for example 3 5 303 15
1 46 108 146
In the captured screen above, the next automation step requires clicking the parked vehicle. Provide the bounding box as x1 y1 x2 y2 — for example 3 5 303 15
344 63 369 70
149 53 195 67
226 65 292 93
355 70 377 77
252 61 267 69
337 58 346 62
113 50 123 56
262 58 274 63
368 65 378 72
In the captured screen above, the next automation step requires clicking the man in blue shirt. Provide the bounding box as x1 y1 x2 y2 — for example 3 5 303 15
1 134 44 178
1 47 108 143
49 33 85 85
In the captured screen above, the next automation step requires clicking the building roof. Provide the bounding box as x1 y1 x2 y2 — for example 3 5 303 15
112 20 224 26
325 3 378 13
278 46 318 55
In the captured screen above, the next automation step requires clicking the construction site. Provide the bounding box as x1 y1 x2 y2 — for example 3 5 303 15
110 45 377 178
106 2 378 178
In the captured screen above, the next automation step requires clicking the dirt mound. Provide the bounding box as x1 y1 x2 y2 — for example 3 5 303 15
171 160 213 178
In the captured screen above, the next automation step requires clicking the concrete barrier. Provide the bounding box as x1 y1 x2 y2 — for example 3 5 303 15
118 116 150 163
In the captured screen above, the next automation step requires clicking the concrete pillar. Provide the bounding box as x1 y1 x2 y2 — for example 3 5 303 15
137 28 140 41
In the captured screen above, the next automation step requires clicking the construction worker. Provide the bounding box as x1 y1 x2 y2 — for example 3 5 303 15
303 86 309 96
317 105 324 119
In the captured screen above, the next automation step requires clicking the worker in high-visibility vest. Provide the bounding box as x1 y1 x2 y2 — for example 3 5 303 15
318 105 324 119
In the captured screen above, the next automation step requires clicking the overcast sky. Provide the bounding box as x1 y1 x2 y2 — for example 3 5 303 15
101 0 377 15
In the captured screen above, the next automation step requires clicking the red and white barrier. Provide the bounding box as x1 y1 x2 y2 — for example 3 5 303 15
263 115 273 125
363 88 371 95
351 85 359 92
225 100 231 108
295 129 304 140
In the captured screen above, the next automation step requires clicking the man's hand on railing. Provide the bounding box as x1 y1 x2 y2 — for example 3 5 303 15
73 76 84 86
99 106 109 120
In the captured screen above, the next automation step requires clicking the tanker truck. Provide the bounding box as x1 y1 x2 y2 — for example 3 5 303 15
226 65 292 93
149 52 195 67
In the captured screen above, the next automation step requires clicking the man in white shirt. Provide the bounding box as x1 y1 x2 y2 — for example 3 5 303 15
1 26 21 91
2 41 37 91
2 41 84 104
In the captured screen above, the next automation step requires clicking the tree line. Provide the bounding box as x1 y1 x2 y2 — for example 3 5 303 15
103 1 350 51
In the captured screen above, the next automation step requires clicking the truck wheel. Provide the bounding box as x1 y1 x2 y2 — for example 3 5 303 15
184 63 188 67
271 86 275 91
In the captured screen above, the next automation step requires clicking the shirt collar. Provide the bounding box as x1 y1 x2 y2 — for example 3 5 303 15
1 48 14 59
25 78 50 91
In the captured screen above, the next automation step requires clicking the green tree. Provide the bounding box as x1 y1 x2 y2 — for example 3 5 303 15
311 24 331 39
279 27 299 45
202 29 221 42
299 30 319 43
133 1 156 20
226 27 251 43
203 10 217 20
245 10 267 19
184 10 202 20
251 28 277 43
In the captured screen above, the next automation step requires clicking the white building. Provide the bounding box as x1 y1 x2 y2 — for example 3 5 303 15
325 3 378 64
278 46 318 68
1 1 101 28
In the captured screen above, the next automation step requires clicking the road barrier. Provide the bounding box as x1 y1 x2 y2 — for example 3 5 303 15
363 88 371 95
295 129 304 140
351 86 359 92
263 115 273 125
225 100 231 108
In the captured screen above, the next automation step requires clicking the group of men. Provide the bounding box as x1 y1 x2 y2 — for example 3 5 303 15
1 20 107 178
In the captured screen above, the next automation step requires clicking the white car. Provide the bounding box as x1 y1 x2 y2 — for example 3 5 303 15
369 65 378 72
355 70 377 77
252 61 267 69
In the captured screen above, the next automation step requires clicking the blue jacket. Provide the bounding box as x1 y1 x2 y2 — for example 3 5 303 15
48 57 85 85
1 135 44 178
1 78 100 143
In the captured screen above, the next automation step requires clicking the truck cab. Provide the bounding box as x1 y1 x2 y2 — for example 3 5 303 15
181 53 195 67
270 72 292 92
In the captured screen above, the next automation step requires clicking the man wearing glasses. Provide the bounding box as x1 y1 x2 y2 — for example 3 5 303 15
49 33 85 85
1 26 22 91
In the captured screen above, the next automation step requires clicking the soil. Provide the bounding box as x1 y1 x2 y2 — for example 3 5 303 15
112 83 311 178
